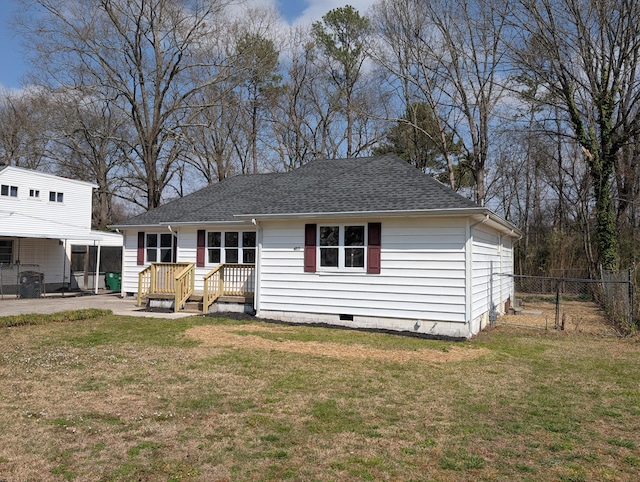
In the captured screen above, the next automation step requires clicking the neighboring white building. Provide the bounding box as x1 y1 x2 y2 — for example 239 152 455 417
0 164 122 295
113 154 520 339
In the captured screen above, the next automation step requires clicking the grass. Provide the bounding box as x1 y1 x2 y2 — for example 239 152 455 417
0 312 639 481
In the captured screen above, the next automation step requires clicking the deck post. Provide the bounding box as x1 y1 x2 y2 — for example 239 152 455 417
150 264 157 294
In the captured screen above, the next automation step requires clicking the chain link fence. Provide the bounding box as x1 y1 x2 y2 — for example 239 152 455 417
0 263 45 299
493 271 636 336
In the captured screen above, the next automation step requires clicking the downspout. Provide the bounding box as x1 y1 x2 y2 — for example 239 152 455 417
499 234 503 316
251 219 262 315
167 225 177 261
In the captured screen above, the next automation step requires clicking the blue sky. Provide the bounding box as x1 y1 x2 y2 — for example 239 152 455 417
0 1 24 89
0 0 377 90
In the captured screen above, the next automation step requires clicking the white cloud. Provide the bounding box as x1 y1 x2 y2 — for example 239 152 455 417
288 0 378 26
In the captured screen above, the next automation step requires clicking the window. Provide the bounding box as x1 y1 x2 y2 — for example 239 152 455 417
319 226 339 267
145 233 174 262
242 232 256 263
305 223 380 274
0 240 12 264
206 231 256 264
207 232 221 263
49 191 64 203
225 232 239 263
344 225 365 267
1 184 18 197
319 225 365 269
29 189 40 198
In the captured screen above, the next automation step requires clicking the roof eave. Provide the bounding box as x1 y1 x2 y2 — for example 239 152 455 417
235 208 522 238
109 220 251 230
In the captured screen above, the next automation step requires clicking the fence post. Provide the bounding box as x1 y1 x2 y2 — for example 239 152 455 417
629 268 635 328
555 278 561 329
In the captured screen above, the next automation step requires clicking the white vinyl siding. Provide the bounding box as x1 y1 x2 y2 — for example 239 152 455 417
258 217 468 323
471 225 510 321
0 167 94 238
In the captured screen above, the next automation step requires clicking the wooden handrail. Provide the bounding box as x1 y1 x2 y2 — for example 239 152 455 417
137 262 193 309
137 265 153 307
174 263 195 313
203 265 224 313
139 262 254 313
202 264 255 313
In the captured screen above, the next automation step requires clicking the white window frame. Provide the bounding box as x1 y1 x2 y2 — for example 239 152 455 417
145 233 175 263
206 231 256 265
318 224 367 271
29 189 40 199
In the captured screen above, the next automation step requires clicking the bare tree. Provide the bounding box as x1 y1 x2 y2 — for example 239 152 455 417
512 0 640 269
0 89 52 169
48 94 128 229
185 83 242 183
371 0 511 205
18 0 235 210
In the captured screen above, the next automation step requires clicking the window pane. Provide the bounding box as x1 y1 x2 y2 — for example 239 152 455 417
320 247 338 267
160 233 173 247
208 249 221 264
320 226 339 246
57 192 63 202
345 226 364 246
10 186 17 197
243 248 256 264
146 234 158 247
146 249 157 262
208 232 221 247
225 248 238 263
225 232 238 247
160 248 172 262
242 232 256 248
345 248 364 268
49 191 56 201
1 185 7 196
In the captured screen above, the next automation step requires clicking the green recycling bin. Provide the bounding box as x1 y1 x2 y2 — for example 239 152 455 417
105 272 121 291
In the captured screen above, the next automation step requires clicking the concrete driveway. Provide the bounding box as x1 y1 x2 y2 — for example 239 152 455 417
0 292 198 319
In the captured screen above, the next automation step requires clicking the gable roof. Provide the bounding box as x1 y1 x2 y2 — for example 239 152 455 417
113 154 518 235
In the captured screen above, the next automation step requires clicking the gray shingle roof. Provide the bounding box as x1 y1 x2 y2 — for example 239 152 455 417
115 154 479 226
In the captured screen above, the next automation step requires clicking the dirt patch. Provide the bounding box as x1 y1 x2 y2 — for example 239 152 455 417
499 297 619 335
185 323 489 363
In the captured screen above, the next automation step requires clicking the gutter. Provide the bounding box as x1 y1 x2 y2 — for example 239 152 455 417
235 208 522 238
233 207 489 220
109 220 250 230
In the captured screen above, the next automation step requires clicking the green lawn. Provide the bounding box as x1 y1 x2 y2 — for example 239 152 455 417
0 311 638 481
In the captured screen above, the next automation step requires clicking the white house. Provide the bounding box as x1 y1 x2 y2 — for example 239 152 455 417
113 154 520 339
0 164 122 296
